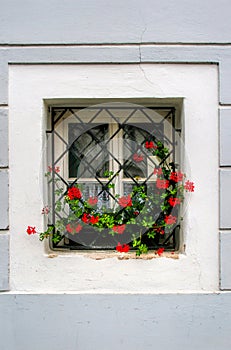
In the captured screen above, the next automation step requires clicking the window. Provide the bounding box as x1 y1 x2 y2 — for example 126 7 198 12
46 103 181 251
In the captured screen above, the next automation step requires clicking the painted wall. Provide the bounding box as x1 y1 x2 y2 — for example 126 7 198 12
1 0 231 349
9 64 219 293
0 293 230 350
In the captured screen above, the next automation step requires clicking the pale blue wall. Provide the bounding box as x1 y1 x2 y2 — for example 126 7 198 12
0 294 230 350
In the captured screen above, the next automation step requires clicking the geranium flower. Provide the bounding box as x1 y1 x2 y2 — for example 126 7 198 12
145 141 157 149
41 206 50 215
153 224 164 235
81 213 90 223
156 247 165 256
156 228 165 235
153 168 163 176
87 197 98 206
26 226 36 235
47 166 60 173
112 224 126 234
118 195 132 207
66 224 74 233
133 153 144 162
89 216 99 225
168 197 181 207
184 180 194 192
156 179 169 189
67 187 82 200
170 171 184 182
164 215 177 225
116 242 130 252
75 224 82 233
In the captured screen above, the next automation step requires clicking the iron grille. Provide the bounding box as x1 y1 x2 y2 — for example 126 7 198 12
46 104 181 251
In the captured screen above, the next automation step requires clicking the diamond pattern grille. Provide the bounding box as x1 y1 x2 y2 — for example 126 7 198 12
47 105 180 250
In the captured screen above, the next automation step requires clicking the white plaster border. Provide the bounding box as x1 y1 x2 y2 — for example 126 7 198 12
9 64 218 292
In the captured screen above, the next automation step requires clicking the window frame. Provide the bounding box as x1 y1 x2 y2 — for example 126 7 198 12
48 104 181 252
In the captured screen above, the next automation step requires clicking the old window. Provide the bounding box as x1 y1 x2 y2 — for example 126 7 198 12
46 103 181 252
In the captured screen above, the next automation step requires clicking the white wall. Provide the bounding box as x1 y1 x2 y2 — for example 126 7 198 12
9 64 218 292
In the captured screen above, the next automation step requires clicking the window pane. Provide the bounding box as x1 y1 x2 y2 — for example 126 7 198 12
68 124 109 178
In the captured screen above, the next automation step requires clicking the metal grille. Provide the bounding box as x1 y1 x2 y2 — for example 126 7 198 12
46 104 181 251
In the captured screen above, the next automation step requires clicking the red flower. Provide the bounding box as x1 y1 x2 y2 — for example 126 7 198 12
26 226 36 235
116 242 130 253
156 247 165 256
133 153 144 162
87 197 98 206
153 168 163 176
153 224 164 235
66 224 74 233
41 206 49 215
75 224 82 233
168 197 181 207
67 187 82 200
48 166 60 173
164 215 177 225
81 213 90 223
156 179 169 189
145 141 157 149
118 195 132 207
112 224 126 234
170 171 184 182
134 211 139 216
184 180 194 192
156 228 165 235
90 216 99 225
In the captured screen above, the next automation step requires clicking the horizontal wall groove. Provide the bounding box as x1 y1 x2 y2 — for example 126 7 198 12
2 42 231 48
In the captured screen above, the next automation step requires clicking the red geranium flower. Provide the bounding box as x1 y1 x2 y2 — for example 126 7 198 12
156 179 169 189
156 247 165 256
184 180 194 192
48 166 60 173
81 213 90 223
66 224 74 233
116 242 130 253
112 224 126 234
41 206 49 215
145 141 157 149
26 226 36 235
87 197 98 206
164 215 177 225
67 187 82 200
168 197 181 207
157 228 165 235
170 171 184 182
89 216 99 225
153 168 163 176
133 153 144 162
75 224 82 233
153 224 164 235
118 195 132 207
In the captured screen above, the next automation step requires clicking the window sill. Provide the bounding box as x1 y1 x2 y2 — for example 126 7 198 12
46 250 180 260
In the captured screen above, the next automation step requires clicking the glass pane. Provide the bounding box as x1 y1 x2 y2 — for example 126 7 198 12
123 125 148 178
68 124 109 178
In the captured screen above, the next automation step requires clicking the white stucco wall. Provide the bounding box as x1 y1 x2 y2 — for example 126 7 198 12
9 63 218 292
